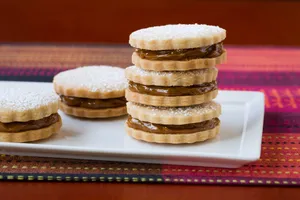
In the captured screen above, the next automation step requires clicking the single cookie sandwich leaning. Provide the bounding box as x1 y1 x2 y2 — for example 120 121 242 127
125 65 218 107
129 24 226 71
126 101 221 144
0 88 62 143
53 66 128 118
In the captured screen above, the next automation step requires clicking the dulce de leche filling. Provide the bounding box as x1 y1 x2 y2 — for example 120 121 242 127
127 115 220 134
0 113 59 133
60 95 127 109
129 81 217 96
135 42 224 61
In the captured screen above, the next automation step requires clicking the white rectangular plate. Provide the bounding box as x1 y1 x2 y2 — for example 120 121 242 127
0 81 264 168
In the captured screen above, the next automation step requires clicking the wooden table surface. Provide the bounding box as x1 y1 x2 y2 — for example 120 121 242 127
0 182 299 199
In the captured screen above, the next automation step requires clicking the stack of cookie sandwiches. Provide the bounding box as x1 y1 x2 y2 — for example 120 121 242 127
53 65 128 118
125 24 226 144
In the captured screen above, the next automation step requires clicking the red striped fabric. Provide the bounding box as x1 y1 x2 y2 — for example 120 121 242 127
0 44 299 185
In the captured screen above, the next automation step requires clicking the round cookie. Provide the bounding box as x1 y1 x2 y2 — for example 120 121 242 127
131 51 226 72
125 66 218 107
129 24 226 50
53 65 128 118
0 88 61 143
125 65 218 86
125 101 221 144
129 24 226 71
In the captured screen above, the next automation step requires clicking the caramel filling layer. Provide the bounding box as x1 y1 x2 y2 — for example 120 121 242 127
0 114 59 133
60 95 127 109
129 81 217 96
135 42 224 61
127 115 220 134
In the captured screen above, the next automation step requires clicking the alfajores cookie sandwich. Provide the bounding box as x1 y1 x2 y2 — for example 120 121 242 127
129 24 226 71
0 88 61 142
125 101 221 144
125 65 218 107
53 65 128 118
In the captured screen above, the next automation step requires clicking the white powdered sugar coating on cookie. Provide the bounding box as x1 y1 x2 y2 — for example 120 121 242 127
127 65 216 77
130 24 225 41
54 66 127 92
0 88 58 111
129 102 219 117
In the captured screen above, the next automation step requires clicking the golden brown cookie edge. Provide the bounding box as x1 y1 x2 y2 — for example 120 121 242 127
132 50 226 71
60 103 127 118
125 89 218 107
125 123 220 144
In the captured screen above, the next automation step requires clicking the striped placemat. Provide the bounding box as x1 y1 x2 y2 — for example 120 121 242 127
0 44 299 185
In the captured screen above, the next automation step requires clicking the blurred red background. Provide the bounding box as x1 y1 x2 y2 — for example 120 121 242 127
1 0 299 45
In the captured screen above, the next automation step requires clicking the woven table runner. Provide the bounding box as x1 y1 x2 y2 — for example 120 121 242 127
0 44 299 185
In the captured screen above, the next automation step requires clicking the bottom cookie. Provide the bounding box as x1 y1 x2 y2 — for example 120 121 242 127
126 89 218 107
125 123 220 144
0 116 62 143
60 103 127 118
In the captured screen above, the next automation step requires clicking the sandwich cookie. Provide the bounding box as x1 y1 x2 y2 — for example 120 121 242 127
0 88 61 142
125 65 218 107
129 24 226 71
53 66 128 118
125 101 221 144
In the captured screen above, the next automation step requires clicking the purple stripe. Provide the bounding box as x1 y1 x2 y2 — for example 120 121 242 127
0 67 67 77
1 63 300 68
265 108 300 113
218 71 299 86
263 112 300 133
0 67 70 82
1 67 299 86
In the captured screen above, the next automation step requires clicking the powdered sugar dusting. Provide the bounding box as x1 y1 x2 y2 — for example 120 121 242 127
130 24 225 41
0 88 58 112
54 66 127 92
127 65 216 77
129 101 219 117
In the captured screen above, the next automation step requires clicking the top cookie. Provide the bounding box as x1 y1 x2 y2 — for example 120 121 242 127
0 88 59 123
53 66 127 99
129 24 226 50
